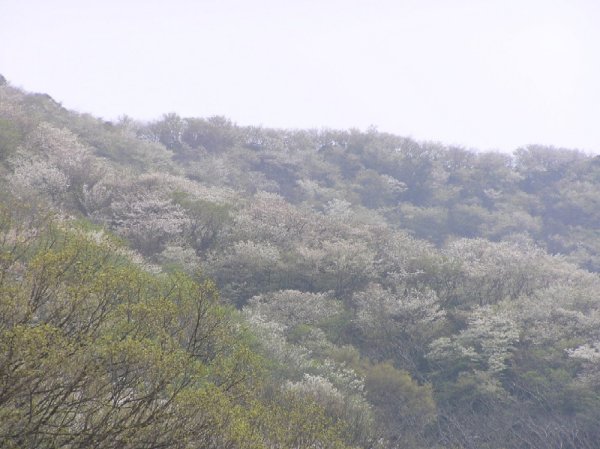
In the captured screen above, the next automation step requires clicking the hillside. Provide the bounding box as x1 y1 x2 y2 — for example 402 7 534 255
1 80 600 449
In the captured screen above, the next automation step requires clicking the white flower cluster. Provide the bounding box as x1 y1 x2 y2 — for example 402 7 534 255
246 290 342 329
9 122 103 206
567 342 600 362
355 283 445 334
428 306 519 375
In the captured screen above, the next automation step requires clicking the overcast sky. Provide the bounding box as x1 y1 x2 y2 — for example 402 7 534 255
2 0 599 153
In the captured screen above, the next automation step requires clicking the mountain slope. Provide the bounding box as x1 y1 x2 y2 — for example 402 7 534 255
2 80 600 449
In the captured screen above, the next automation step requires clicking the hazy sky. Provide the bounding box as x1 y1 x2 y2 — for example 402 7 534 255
2 0 599 153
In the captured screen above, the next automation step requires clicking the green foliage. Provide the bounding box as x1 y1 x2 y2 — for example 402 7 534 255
0 206 354 449
0 119 23 161
365 362 436 447
171 191 231 252
3 82 600 449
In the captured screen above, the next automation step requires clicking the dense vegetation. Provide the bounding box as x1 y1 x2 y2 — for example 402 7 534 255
1 79 600 449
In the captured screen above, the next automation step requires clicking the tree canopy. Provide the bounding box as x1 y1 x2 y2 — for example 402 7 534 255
1 80 600 449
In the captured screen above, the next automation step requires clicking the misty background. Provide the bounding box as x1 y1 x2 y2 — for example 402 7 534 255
2 0 599 153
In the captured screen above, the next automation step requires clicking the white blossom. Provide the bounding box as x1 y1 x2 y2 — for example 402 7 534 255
428 306 519 374
246 290 342 329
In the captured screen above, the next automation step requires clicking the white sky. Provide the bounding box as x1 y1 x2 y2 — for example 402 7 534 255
1 0 599 153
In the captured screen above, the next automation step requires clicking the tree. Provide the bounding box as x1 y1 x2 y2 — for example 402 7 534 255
246 290 343 331
171 191 231 253
9 122 105 212
354 283 445 372
207 240 283 306
365 362 436 448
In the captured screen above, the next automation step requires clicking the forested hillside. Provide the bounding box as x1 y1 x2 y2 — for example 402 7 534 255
2 80 600 449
